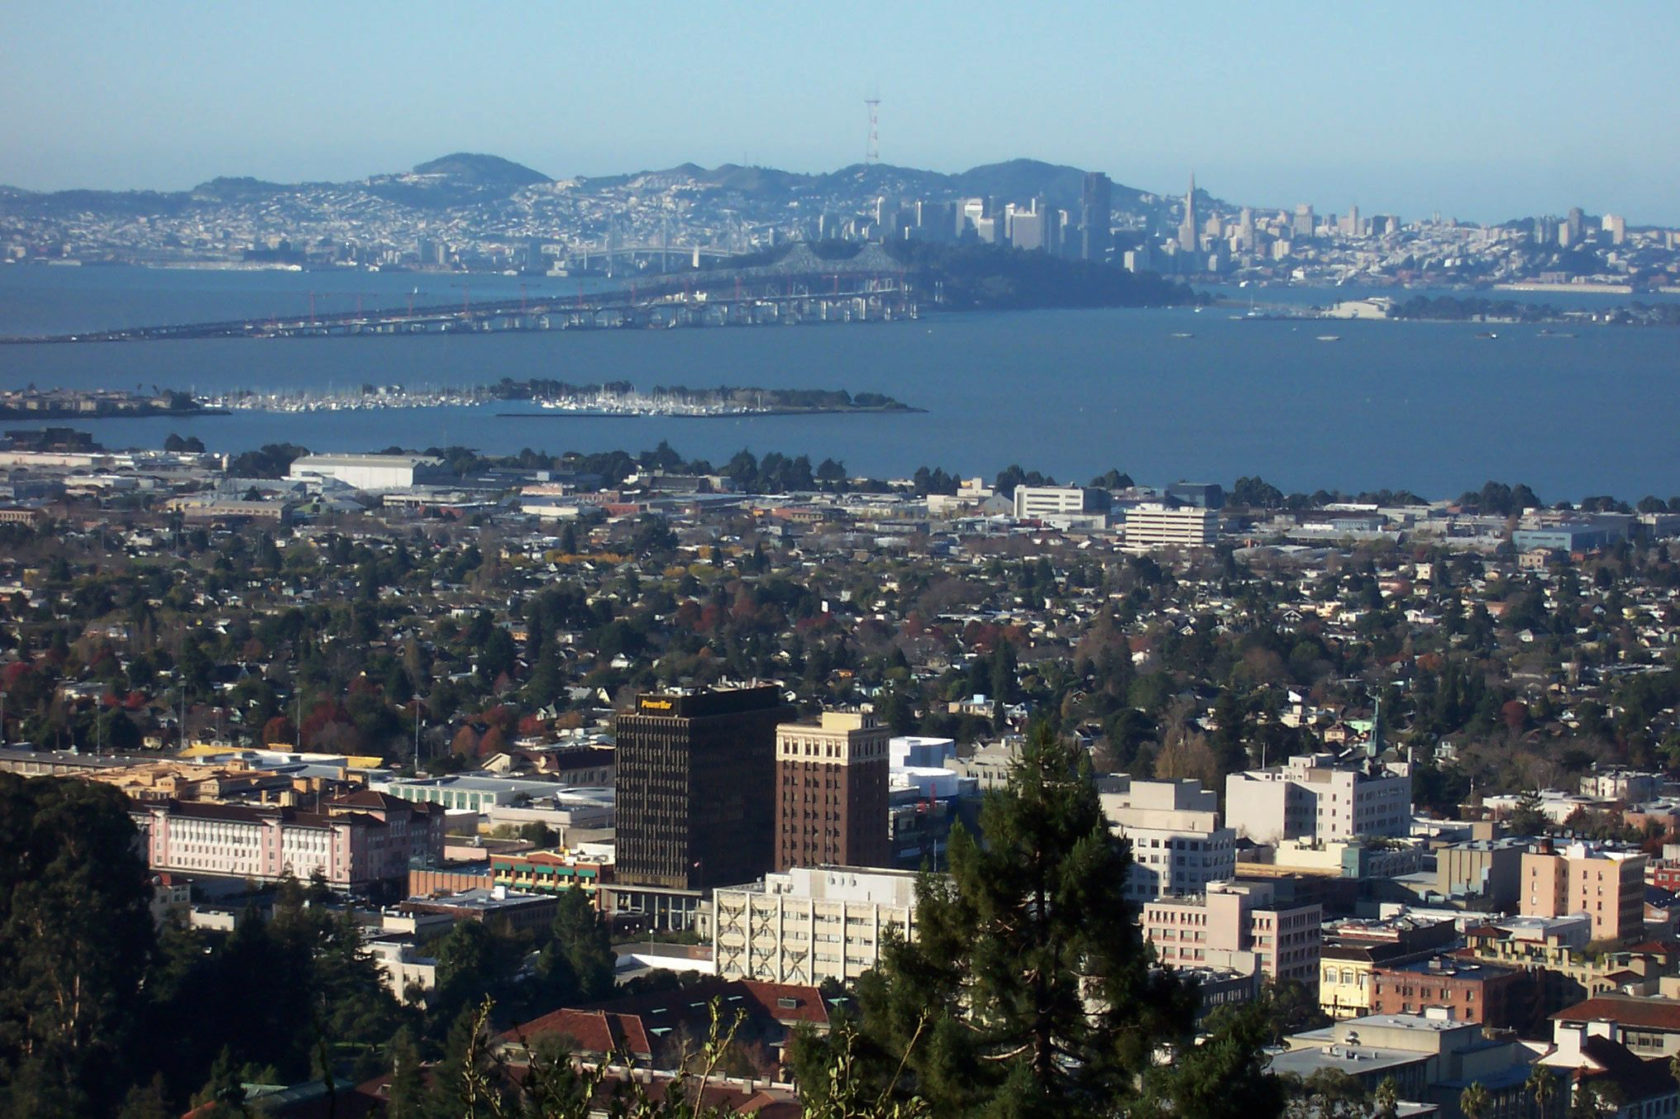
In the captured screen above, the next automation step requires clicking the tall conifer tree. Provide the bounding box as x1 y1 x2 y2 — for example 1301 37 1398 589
847 724 1197 1119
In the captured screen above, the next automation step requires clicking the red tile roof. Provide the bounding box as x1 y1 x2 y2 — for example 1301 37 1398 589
1553 995 1680 1031
503 1008 653 1061
738 980 832 1026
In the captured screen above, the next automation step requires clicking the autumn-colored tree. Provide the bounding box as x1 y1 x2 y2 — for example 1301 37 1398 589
476 725 506 758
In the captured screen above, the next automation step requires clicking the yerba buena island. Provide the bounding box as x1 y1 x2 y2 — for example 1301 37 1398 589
4 6 1680 1119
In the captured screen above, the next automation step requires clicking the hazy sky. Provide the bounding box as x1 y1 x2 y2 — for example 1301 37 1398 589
4 0 1678 224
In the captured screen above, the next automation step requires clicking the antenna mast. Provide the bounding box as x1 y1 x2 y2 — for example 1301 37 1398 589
865 94 880 164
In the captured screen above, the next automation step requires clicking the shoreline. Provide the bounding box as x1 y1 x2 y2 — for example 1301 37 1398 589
493 406 926 419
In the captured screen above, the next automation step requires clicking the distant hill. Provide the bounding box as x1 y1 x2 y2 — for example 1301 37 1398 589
0 154 1159 213
589 158 1158 215
190 176 289 203
0 154 1179 251
410 153 550 186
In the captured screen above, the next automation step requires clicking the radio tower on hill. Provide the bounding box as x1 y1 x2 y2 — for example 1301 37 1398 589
865 94 880 164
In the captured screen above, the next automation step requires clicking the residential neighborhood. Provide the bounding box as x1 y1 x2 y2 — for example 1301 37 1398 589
5 432 1680 1116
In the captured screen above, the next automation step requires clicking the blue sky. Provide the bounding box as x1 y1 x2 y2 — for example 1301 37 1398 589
4 0 1678 224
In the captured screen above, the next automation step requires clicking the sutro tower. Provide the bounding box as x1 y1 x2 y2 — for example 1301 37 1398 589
865 95 880 164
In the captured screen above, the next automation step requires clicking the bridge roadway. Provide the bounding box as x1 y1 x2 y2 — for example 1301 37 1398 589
1 269 912 343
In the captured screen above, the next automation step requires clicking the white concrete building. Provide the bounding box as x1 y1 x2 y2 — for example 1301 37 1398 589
288 453 450 492
368 939 438 1002
1098 777 1236 900
1122 503 1219 551
1225 753 1411 845
1013 485 1105 521
713 865 920 985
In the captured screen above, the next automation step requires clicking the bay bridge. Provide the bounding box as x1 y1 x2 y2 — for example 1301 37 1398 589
4 244 925 344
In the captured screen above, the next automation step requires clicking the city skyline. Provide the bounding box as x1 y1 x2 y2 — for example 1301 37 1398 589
4 0 1680 225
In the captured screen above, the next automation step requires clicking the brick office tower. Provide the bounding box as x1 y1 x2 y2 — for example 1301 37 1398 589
774 711 891 871
615 685 793 892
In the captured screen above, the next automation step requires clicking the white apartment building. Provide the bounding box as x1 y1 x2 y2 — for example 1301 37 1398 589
1098 777 1236 900
1122 503 1219 551
713 865 920 985
1225 753 1411 845
1142 879 1322 989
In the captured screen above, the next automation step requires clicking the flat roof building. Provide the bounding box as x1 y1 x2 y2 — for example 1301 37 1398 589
1521 841 1647 945
288 453 452 492
1122 503 1219 552
1225 753 1411 845
714 865 920 985
612 686 793 929
774 711 890 872
1142 878 1322 990
1098 776 1236 901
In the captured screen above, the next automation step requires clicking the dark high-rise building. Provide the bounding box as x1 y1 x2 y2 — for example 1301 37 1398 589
774 712 891 871
1080 172 1112 262
615 685 793 893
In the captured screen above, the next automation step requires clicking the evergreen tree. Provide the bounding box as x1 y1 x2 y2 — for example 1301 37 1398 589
1133 998 1285 1119
386 1027 425 1119
535 889 616 1006
0 774 155 1115
847 724 1199 1119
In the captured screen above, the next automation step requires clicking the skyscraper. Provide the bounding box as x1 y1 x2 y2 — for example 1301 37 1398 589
1293 203 1315 239
615 685 793 896
1178 173 1199 251
774 711 890 871
1080 172 1112 262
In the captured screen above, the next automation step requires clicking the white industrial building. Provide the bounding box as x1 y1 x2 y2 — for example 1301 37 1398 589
1099 777 1237 900
288 453 451 492
713 865 921 985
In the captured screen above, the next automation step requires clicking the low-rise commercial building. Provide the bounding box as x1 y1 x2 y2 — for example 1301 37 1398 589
1275 1011 1548 1119
1319 916 1459 1020
288 453 452 492
1461 916 1680 1016
489 847 614 901
1369 957 1532 1030
399 886 559 937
